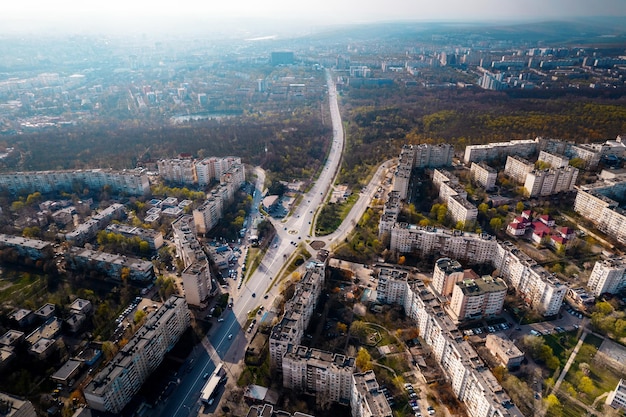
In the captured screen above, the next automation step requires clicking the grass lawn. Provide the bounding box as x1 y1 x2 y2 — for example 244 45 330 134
543 331 579 366
562 333 621 406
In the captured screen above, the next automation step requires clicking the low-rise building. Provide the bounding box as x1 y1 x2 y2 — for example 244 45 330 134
485 333 524 369
105 224 164 250
66 248 154 282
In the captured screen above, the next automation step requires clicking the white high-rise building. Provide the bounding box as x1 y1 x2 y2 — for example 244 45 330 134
84 296 190 414
282 345 355 405
351 371 393 417
376 267 408 304
157 158 196 185
587 257 626 296
470 162 497 190
504 155 534 184
449 276 507 321
181 261 211 307
432 258 464 297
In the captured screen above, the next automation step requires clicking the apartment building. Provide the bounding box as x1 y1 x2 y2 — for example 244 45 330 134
181 261 211 307
448 276 507 321
376 267 408 304
66 203 125 246
195 156 242 186
485 333 524 369
171 216 207 267
270 263 326 370
537 151 569 168
171 216 211 306
504 155 534 184
523 166 578 197
567 143 602 169
350 371 393 417
464 139 537 164
65 247 154 282
392 164 412 200
105 224 164 250
404 280 522 417
0 234 51 260
193 196 223 234
433 258 464 297
282 345 355 405
470 162 497 190
0 391 37 417
0 169 150 196
246 404 314 417
157 158 196 185
378 191 402 245
574 180 626 245
494 241 566 316
390 225 498 264
84 296 190 414
608 379 626 411
587 257 626 296
415 144 454 168
448 194 478 225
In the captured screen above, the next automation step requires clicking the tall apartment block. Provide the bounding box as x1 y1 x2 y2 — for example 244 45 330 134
587 257 626 296
432 258 464 297
0 169 150 196
432 169 477 225
537 150 569 168
448 276 507 321
504 155 534 184
157 158 196 185
470 162 497 190
464 139 537 164
404 280 522 417
282 345 355 405
171 216 211 306
390 225 498 265
376 267 408 304
524 166 578 197
350 371 393 417
84 296 190 414
574 180 626 245
270 263 326 370
494 241 566 316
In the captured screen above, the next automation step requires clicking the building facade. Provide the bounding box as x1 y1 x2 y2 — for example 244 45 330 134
504 156 534 184
351 371 393 417
587 257 626 296
470 162 497 190
448 276 507 321
282 345 355 405
84 296 190 414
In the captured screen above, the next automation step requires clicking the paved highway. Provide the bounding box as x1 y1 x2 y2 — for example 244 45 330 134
155 69 345 417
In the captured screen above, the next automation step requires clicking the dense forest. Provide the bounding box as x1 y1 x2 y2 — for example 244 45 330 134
0 107 332 183
338 85 626 187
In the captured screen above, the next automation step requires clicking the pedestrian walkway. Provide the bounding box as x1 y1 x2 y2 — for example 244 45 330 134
552 330 588 393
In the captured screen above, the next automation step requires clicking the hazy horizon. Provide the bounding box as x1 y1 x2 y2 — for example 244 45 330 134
1 0 626 36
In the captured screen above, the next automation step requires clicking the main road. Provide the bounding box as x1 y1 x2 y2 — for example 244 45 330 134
154 69 347 417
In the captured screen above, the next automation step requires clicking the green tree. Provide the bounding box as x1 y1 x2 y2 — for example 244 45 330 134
516 201 525 213
569 158 586 169
577 376 595 395
356 348 373 371
134 309 147 324
544 394 563 417
490 217 503 230
478 203 489 214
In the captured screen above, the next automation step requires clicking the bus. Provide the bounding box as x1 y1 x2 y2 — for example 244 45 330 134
200 363 226 405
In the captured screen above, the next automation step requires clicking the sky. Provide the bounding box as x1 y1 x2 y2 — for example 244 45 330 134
2 0 626 34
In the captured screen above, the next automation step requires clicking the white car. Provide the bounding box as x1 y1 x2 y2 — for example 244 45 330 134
217 318 224 322
228 334 233 340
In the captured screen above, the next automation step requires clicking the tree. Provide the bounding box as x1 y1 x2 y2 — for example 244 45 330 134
544 394 563 417
516 201 525 213
398 256 406 265
578 376 595 395
356 347 373 371
569 158 586 169
490 217 503 230
134 309 147 324
478 203 489 214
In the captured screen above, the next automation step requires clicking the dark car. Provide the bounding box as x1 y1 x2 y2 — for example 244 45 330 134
252 293 256 297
